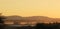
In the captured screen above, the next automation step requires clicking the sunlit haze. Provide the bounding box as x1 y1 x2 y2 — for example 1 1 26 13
0 0 60 18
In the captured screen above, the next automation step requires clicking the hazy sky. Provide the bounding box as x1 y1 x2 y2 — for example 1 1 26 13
0 0 60 18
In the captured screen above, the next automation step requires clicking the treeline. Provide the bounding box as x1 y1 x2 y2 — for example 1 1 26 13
4 23 60 29
35 23 60 29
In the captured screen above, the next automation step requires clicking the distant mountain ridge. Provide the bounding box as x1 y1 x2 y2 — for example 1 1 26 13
4 15 60 23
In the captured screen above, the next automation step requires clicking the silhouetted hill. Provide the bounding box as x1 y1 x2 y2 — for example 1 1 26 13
4 16 60 23
6 15 22 20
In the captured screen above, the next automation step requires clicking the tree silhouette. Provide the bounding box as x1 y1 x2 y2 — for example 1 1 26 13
0 13 5 29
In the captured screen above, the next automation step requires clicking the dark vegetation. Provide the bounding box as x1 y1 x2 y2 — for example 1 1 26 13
4 23 60 29
0 21 60 29
0 16 5 29
35 23 60 29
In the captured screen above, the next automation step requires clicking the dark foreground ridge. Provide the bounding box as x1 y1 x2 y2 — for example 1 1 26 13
1 23 60 29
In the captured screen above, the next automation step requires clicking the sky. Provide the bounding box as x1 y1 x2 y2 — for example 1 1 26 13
0 0 60 18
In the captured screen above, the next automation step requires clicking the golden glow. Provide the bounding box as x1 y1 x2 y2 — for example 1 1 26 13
0 0 60 18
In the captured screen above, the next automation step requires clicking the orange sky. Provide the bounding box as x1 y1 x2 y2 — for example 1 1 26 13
0 0 60 18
